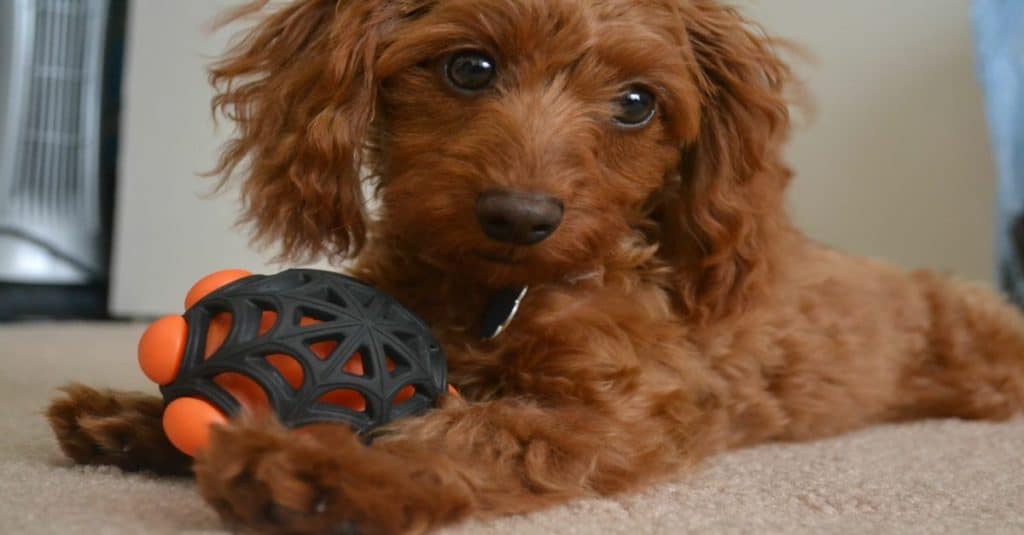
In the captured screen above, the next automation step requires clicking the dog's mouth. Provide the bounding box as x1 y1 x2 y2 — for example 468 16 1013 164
472 250 528 266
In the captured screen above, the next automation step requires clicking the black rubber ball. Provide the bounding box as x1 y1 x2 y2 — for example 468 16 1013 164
160 269 449 435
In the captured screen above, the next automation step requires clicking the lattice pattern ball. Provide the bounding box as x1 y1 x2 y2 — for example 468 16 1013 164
138 269 453 456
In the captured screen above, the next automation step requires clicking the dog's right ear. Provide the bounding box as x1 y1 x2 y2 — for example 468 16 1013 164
656 0 794 322
210 0 395 263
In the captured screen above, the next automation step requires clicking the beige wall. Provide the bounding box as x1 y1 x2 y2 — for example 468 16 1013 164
749 1 995 281
110 0 996 317
109 1 327 317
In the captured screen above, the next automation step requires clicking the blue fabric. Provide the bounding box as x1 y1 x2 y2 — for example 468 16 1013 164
973 0 1024 302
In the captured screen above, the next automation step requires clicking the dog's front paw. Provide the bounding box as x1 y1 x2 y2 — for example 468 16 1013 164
195 417 412 535
46 383 191 475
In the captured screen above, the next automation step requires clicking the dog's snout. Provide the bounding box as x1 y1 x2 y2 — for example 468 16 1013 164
475 190 564 245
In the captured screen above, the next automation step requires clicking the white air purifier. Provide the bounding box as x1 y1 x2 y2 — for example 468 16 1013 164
0 0 111 286
0 0 127 319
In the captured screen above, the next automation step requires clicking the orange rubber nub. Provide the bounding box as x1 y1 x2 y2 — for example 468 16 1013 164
138 315 188 386
260 311 279 335
320 389 367 412
162 397 227 457
345 353 365 375
184 269 252 310
267 354 304 389
213 372 271 413
204 313 232 359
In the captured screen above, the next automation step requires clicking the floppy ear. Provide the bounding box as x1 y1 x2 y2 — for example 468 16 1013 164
209 0 393 263
659 0 794 321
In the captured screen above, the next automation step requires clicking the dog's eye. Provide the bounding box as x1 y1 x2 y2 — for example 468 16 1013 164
613 86 656 128
445 51 497 92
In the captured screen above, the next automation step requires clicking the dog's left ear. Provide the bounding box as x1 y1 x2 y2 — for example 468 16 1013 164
658 0 794 322
209 0 412 264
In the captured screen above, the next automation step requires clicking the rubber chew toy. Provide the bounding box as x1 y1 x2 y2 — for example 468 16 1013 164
138 269 455 457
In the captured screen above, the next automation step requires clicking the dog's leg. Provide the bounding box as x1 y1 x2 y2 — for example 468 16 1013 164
894 272 1024 420
191 287 727 533
46 383 191 475
194 390 721 535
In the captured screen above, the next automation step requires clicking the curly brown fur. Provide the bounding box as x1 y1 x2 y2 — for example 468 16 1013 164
48 0 1024 533
47 384 191 475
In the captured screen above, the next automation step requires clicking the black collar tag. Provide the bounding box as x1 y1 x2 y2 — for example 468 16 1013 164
481 286 528 340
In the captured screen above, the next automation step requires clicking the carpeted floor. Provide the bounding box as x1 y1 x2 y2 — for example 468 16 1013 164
2 322 1022 534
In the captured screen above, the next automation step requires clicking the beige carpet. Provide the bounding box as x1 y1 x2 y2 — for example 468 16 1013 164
2 322 1022 534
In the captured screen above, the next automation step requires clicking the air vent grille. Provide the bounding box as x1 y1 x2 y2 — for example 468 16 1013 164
11 0 95 225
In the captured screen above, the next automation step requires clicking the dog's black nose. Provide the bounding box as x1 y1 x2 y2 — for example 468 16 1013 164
476 190 564 245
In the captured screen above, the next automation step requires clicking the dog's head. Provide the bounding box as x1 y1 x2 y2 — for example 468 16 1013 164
212 0 792 319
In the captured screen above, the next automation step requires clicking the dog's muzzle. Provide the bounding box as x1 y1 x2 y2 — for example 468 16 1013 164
475 190 564 245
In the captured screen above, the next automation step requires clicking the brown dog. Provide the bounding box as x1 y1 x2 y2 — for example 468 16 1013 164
47 1 1024 533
